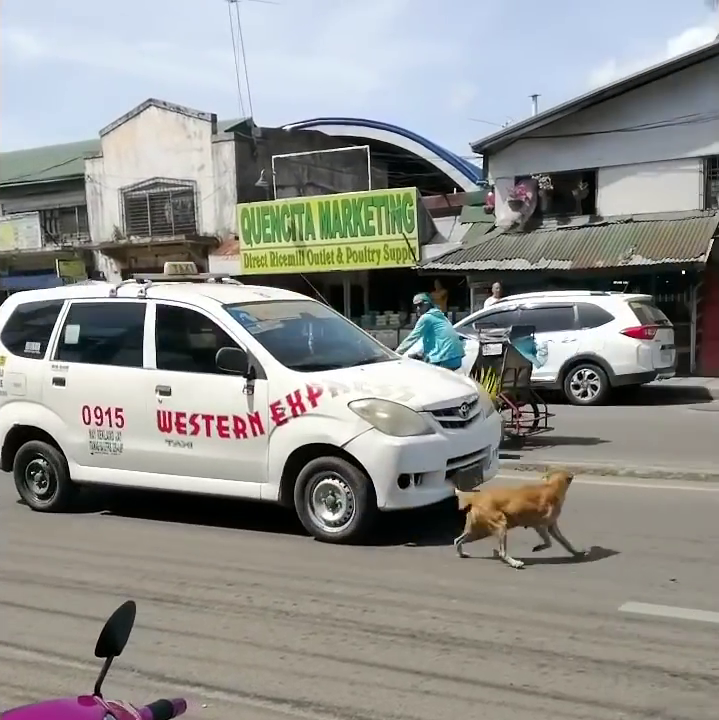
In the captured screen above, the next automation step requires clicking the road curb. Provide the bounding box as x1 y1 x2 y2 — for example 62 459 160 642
499 459 719 484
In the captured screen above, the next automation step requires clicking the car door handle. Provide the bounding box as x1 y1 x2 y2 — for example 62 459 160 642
155 385 172 397
52 376 66 387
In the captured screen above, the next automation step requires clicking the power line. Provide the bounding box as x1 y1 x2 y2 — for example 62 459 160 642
232 0 255 118
226 0 247 118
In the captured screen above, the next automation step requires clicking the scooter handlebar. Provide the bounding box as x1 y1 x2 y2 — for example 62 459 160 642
138 698 187 720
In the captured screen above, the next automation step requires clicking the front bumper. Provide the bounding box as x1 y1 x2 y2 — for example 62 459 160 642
343 411 502 511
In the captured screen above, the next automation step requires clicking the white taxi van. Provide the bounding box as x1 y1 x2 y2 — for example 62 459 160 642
0 263 500 543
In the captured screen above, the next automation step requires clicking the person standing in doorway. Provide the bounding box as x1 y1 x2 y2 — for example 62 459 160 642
484 281 503 308
430 278 449 315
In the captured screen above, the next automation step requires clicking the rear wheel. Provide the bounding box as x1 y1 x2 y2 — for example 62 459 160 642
294 456 377 544
13 440 77 512
563 363 609 406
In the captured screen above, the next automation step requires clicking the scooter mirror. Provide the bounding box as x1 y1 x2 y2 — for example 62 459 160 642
95 600 137 659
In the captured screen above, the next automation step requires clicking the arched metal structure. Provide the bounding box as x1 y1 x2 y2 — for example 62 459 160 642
281 117 483 192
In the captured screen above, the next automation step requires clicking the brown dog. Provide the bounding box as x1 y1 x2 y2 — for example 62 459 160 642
452 469 584 569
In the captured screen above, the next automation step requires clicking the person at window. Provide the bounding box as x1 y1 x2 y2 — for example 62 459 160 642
396 293 465 371
430 278 449 314
484 281 503 308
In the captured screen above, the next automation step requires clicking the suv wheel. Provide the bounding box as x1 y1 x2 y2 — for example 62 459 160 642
13 440 77 512
294 456 377 544
563 363 609 406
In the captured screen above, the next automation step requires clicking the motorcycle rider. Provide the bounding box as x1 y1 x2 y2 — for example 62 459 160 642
396 292 465 371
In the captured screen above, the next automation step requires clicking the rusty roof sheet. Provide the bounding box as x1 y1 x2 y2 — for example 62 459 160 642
421 210 719 272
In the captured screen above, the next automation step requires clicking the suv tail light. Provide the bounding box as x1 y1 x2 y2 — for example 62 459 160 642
620 324 659 340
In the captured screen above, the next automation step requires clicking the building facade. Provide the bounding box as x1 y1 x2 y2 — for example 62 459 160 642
426 40 719 375
0 98 479 290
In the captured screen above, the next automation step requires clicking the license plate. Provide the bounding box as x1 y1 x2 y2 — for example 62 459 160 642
450 463 484 491
483 343 503 356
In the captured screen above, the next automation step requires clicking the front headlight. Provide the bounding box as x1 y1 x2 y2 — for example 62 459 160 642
477 386 497 418
349 398 434 437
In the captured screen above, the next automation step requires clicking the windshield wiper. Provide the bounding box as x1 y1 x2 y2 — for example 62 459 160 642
287 361 343 371
345 356 392 368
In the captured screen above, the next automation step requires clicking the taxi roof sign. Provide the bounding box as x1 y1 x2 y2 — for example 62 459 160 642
164 261 198 275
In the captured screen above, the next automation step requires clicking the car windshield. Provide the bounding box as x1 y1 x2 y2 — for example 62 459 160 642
224 299 396 372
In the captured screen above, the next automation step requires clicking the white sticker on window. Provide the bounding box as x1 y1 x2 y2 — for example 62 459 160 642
64 324 80 345
24 341 42 354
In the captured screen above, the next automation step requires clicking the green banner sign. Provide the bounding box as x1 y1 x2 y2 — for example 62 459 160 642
237 188 420 274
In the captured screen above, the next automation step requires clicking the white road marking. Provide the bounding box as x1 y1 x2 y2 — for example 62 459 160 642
495 473 719 492
619 602 719 624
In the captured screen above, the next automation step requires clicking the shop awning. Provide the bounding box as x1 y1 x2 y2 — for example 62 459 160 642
0 273 65 291
421 210 719 272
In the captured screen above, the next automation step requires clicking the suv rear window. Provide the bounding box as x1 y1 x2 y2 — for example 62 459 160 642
576 302 615 329
629 300 671 326
0 300 65 359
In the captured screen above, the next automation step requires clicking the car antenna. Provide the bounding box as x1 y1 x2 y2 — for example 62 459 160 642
300 273 330 306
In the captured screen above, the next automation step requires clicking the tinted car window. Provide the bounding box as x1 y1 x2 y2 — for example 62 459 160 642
156 304 241 375
576 302 614 329
55 302 146 367
472 308 521 330
519 305 576 333
629 300 671 326
0 300 65 359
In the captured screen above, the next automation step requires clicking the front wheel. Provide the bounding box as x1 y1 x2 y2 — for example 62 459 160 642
294 456 377 544
563 363 609 406
13 440 77 512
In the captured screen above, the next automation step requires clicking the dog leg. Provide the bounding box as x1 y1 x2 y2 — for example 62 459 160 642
493 527 524 569
548 523 585 557
532 526 552 553
454 531 471 558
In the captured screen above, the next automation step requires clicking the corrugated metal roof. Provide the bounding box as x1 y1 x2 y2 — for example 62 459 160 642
422 210 719 272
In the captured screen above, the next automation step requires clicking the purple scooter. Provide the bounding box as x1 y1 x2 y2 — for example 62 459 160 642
3 600 187 720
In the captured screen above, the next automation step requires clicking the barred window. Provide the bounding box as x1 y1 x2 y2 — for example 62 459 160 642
704 156 719 210
122 180 198 237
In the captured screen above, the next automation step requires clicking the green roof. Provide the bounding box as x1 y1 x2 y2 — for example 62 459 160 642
422 210 719 272
0 140 100 186
0 117 242 187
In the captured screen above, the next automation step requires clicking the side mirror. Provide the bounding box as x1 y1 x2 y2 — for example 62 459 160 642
93 599 136 697
95 600 136 659
216 346 249 376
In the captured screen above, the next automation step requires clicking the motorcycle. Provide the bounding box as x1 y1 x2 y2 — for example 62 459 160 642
3 600 187 720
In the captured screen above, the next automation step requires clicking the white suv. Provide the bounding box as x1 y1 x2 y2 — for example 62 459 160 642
0 263 500 544
454 291 676 405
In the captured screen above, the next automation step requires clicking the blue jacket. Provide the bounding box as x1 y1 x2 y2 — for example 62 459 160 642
397 307 465 365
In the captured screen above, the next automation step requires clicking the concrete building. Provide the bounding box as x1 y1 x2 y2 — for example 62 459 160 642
425 39 719 375
0 98 481 288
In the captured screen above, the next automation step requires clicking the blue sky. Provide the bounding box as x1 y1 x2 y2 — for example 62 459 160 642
1 0 717 158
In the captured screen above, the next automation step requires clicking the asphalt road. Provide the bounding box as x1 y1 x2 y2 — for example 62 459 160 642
505 388 719 471
2 473 719 720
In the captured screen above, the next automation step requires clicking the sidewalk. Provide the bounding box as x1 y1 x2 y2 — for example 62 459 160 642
647 376 719 400
500 388 719 482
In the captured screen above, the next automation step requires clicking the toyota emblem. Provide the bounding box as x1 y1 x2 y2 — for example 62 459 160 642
458 403 470 419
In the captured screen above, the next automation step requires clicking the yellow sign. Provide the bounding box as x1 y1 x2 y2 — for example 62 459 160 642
55 259 87 282
237 188 420 275
0 213 42 252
